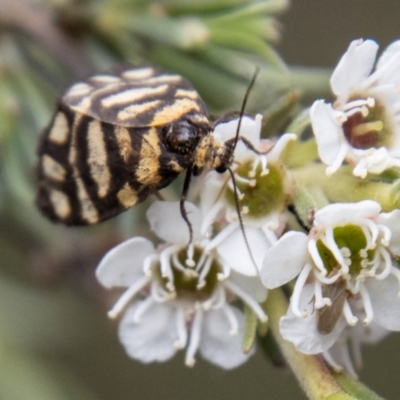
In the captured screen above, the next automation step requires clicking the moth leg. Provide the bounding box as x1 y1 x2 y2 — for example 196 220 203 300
153 191 165 201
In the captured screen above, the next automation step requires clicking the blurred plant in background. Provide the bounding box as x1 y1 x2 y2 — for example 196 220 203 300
2 0 399 399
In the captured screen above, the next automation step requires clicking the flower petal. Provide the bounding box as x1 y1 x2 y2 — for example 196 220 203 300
200 173 226 218
280 284 346 354
366 276 400 331
147 201 202 244
217 226 270 276
260 231 308 289
228 270 268 302
351 317 389 344
96 237 154 288
310 100 344 165
377 209 400 255
314 200 381 228
330 39 379 100
375 40 400 85
213 115 262 144
200 307 252 369
118 301 177 363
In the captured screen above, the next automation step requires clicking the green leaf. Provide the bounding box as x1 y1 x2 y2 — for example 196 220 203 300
333 373 386 400
241 305 258 353
261 91 301 137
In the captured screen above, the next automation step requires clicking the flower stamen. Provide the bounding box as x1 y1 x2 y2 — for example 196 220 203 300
360 284 374 326
222 304 239 336
185 308 203 367
290 263 312 318
343 300 358 326
223 280 268 323
133 296 155 323
173 308 188 349
107 276 150 319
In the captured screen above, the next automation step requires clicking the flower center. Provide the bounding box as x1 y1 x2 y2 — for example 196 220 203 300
341 97 390 149
226 159 285 218
155 247 221 301
316 224 375 278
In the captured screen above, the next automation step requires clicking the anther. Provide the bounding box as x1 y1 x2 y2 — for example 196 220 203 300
186 258 196 268
323 298 332 307
166 282 175 292
185 270 198 278
173 340 184 349
366 97 375 107
107 310 118 319
260 315 268 323
340 247 351 257
217 272 227 281
349 317 358 326
196 281 206 290
363 317 372 326
359 249 368 258
361 105 369 117
337 112 348 123
185 357 196 367
241 206 249 215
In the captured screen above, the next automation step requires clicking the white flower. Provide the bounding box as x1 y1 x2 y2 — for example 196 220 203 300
322 299 390 378
311 39 400 178
260 200 400 354
96 201 267 368
200 114 296 275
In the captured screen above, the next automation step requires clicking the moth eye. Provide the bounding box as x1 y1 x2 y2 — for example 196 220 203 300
164 121 201 155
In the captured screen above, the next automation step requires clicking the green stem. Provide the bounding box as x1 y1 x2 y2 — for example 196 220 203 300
288 66 332 97
283 138 318 168
333 373 386 400
265 289 355 400
292 164 400 211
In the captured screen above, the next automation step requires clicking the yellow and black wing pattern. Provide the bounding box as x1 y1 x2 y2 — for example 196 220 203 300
36 66 210 225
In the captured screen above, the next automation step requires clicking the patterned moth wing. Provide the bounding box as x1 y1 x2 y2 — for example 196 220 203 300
36 66 211 225
317 276 348 335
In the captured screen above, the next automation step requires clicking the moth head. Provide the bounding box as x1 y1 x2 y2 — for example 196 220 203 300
163 120 204 155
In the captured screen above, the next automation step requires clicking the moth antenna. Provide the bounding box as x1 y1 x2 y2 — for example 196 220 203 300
180 166 195 263
232 66 260 151
224 68 260 274
227 167 258 274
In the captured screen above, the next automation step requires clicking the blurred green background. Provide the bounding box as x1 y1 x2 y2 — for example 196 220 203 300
1 1 400 399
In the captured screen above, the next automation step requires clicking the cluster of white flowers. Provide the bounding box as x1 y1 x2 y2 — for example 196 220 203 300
311 39 400 178
96 39 400 375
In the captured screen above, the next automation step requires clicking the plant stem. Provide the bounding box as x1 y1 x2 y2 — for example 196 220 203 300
288 66 332 97
265 289 355 400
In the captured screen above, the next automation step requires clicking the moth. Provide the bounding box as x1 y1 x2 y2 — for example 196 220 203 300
36 66 243 226
317 276 348 335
